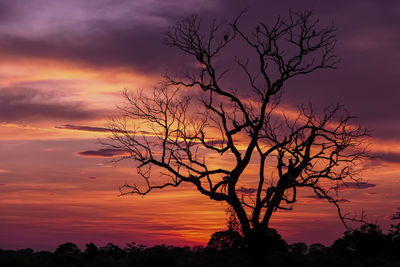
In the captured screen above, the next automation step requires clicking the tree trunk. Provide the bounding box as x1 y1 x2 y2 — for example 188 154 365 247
245 227 269 265
244 225 288 266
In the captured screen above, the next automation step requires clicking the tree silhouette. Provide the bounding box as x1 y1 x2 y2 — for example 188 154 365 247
54 242 80 256
288 242 308 255
84 242 98 259
207 229 244 251
207 207 245 251
107 10 369 257
100 243 126 258
331 223 391 256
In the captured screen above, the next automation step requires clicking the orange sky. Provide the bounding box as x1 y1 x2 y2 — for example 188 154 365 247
1 55 399 250
1 0 400 251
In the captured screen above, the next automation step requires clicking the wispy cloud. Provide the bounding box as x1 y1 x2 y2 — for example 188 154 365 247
303 195 350 202
0 88 103 122
76 148 128 158
55 124 110 133
236 186 256 195
56 124 151 135
373 152 400 164
331 182 376 191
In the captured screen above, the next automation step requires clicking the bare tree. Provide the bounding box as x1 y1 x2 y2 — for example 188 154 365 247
107 10 369 256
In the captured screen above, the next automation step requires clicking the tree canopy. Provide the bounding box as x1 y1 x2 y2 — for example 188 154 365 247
106 10 369 256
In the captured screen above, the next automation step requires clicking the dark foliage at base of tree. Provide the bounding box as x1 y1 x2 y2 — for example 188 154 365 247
207 229 245 251
2 223 400 267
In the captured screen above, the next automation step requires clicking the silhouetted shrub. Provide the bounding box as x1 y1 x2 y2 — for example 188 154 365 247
192 245 205 253
288 242 308 255
83 242 98 260
54 242 80 256
100 243 126 258
53 243 83 267
262 228 288 253
308 243 328 256
207 229 245 251
331 223 391 257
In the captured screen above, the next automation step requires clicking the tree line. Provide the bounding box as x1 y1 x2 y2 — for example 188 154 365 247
2 221 400 267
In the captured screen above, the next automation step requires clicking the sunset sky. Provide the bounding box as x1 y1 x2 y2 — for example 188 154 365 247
1 0 400 251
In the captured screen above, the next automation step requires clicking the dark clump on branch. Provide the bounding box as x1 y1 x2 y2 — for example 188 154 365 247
105 10 370 261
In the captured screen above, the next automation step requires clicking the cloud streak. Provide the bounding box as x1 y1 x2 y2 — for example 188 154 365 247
0 88 103 122
373 152 400 164
303 195 350 202
55 124 149 135
331 182 376 191
77 148 129 158
236 186 256 195
55 124 111 133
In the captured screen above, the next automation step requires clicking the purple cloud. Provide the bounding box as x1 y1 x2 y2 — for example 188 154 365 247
55 124 111 133
77 148 129 158
331 182 376 190
373 152 400 164
0 29 181 74
55 124 143 135
205 140 225 146
0 0 211 74
0 2 17 23
236 186 256 195
304 195 324 200
0 88 102 122
304 195 350 203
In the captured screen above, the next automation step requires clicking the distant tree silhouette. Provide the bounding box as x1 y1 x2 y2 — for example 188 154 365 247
107 10 369 259
54 242 83 266
331 223 390 256
207 229 245 251
288 242 308 255
308 243 327 256
125 242 146 255
388 211 400 254
84 242 98 259
391 211 400 220
389 223 400 241
261 228 288 253
101 243 126 258
54 242 80 256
